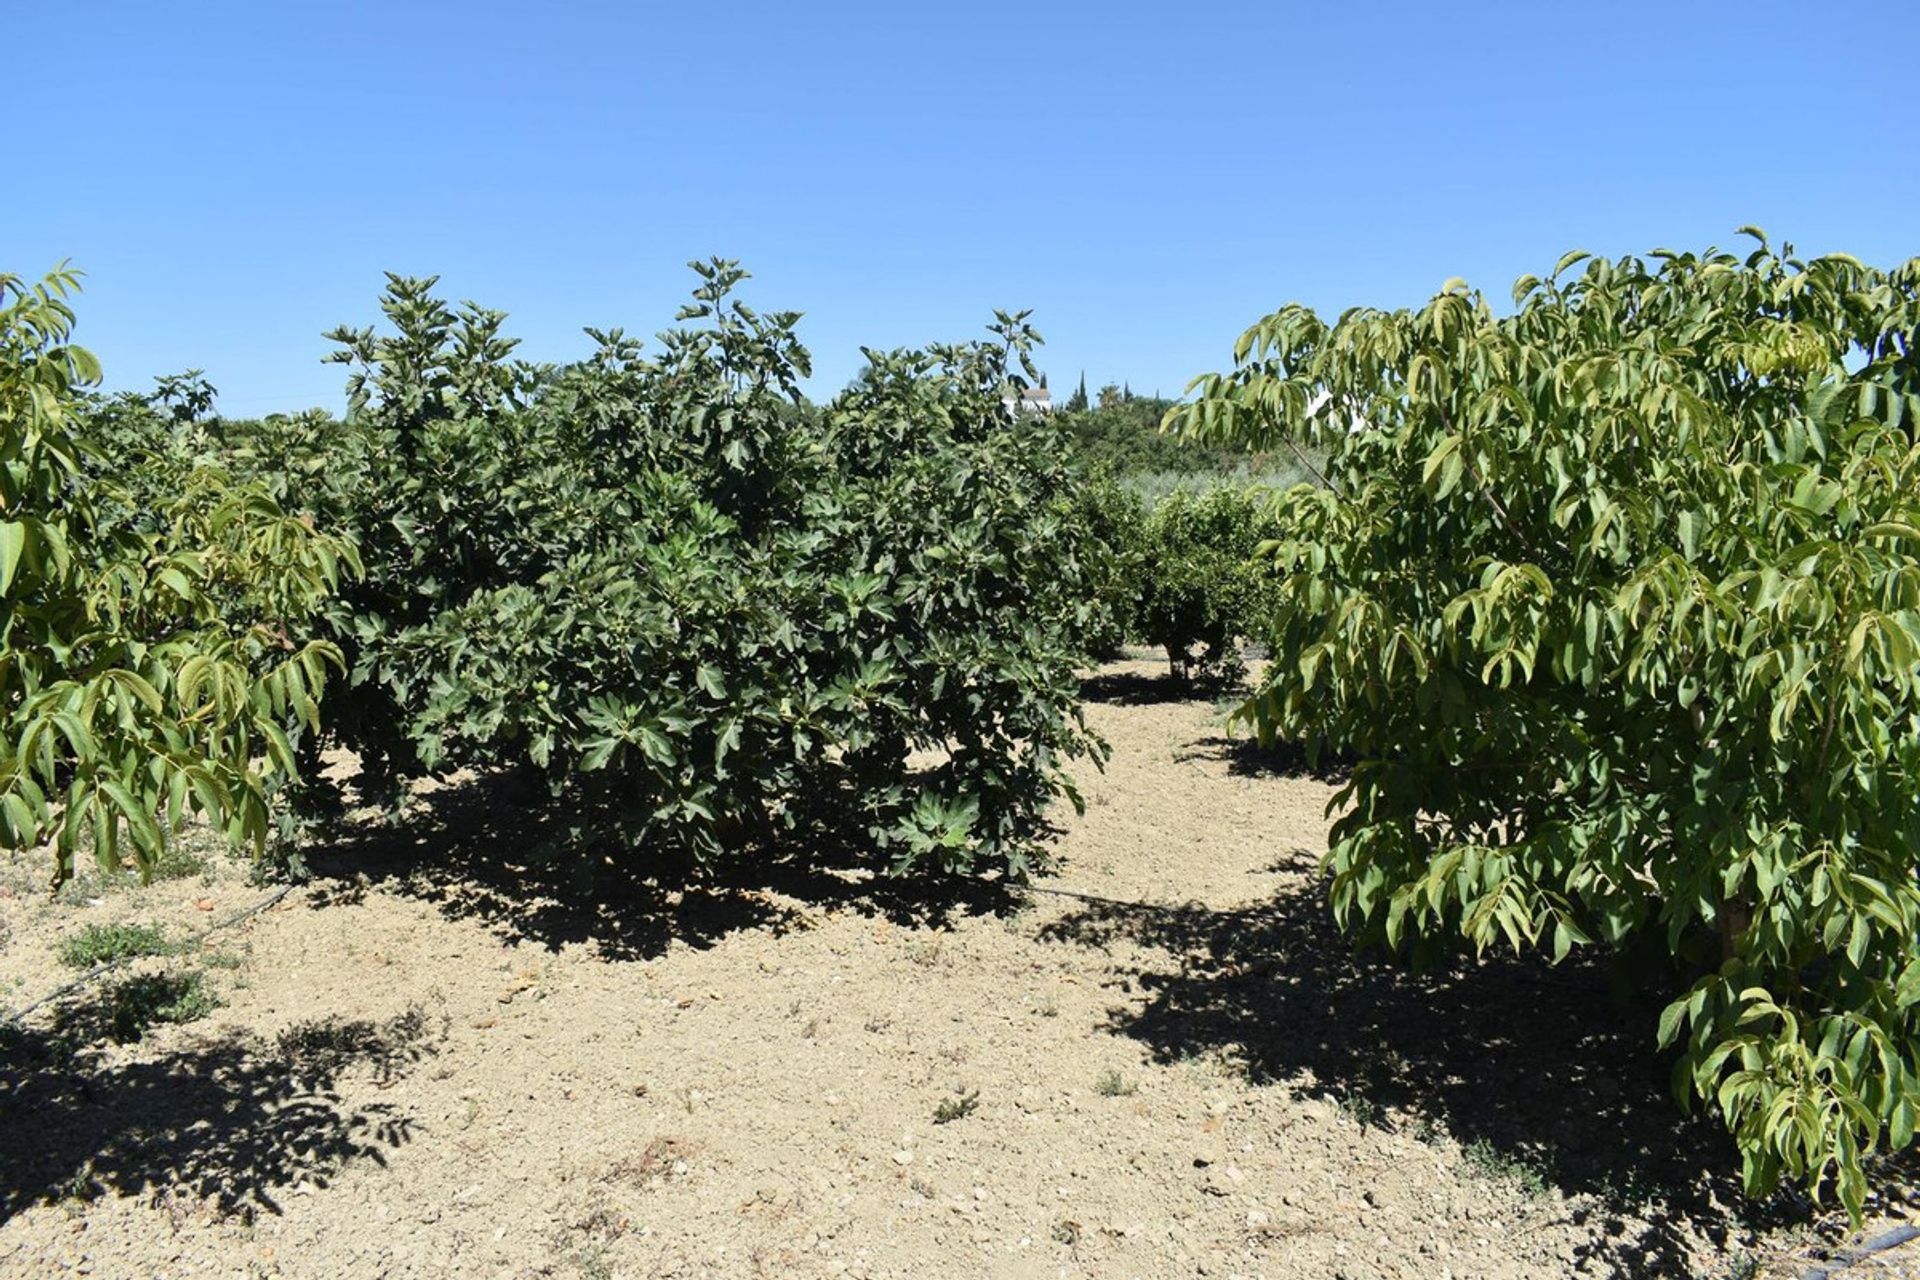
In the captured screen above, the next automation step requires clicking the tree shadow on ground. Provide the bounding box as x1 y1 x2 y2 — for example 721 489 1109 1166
0 1004 436 1223
1174 733 1353 783
1079 667 1240 706
302 768 1019 963
1038 853 1810 1277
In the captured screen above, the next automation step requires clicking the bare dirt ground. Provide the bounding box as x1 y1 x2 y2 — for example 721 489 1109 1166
2 655 1915 1279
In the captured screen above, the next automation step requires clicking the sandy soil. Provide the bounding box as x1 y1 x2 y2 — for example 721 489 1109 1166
1 656 1913 1279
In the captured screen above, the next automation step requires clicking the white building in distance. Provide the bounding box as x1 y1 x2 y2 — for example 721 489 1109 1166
1002 384 1052 416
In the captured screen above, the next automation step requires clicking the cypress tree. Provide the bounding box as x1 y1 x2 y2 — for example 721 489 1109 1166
1067 371 1089 412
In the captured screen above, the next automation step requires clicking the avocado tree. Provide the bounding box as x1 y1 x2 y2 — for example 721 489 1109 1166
1173 232 1920 1218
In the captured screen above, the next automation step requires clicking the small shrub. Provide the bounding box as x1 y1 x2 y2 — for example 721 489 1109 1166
56 922 173 969
248 825 312 886
92 971 219 1043
933 1089 980 1124
1094 1069 1137 1097
147 838 211 883
605 1135 697 1186
573 1247 615 1280
1460 1138 1549 1199
1336 1093 1380 1128
58 1162 100 1206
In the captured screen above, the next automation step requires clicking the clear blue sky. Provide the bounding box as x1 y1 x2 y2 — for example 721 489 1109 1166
11 0 1917 414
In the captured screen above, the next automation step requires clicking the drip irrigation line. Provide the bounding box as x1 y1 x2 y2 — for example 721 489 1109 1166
1799 1226 1920 1280
2 883 296 1029
1004 881 1198 912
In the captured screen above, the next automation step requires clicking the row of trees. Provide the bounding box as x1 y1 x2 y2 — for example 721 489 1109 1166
1054 388 1267 476
1056 374 1144 414
9 231 1919 1220
13 262 1114 888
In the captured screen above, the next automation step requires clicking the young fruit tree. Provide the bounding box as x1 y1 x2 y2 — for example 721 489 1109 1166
224 262 1106 878
1172 232 1920 1218
0 268 356 887
1131 486 1283 686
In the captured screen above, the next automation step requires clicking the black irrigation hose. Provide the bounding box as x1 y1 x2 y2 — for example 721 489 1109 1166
2 883 296 1029
1800 1226 1920 1280
1006 881 1196 912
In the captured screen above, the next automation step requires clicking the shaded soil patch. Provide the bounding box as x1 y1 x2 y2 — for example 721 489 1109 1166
302 767 1020 963
1039 856 1798 1277
0 1005 437 1221
1173 732 1353 782
1078 666 1228 706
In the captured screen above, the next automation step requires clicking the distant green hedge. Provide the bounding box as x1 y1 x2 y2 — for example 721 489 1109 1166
1058 394 1278 477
